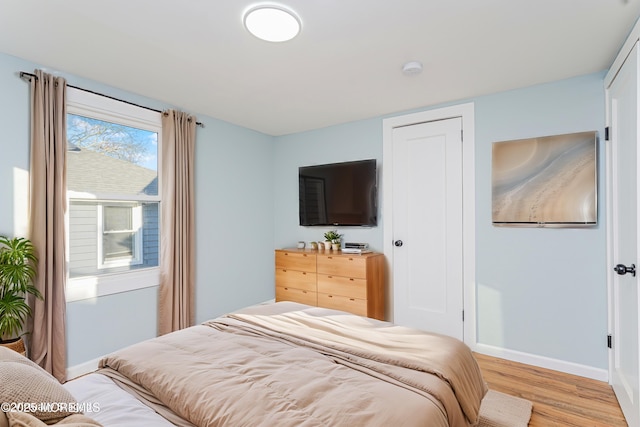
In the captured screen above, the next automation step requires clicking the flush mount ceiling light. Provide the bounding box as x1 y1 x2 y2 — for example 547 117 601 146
402 61 423 75
243 5 301 42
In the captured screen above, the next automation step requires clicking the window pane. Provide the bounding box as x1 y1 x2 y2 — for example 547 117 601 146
104 206 133 232
67 114 158 197
141 202 160 268
103 233 134 261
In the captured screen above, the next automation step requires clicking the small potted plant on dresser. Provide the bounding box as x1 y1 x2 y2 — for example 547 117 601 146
0 236 41 356
323 230 343 251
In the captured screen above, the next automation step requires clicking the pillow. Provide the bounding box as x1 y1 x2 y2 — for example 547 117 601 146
0 348 79 423
5 412 102 427
0 347 49 374
0 347 34 364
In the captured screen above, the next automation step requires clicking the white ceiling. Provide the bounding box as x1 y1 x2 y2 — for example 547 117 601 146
1 1 639 136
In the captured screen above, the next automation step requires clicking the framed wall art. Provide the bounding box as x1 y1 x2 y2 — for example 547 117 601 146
492 131 597 227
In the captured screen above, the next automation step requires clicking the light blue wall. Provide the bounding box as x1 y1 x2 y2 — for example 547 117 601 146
476 73 608 369
273 72 608 370
66 288 158 366
194 118 274 322
0 51 275 367
0 54 30 236
474 72 607 369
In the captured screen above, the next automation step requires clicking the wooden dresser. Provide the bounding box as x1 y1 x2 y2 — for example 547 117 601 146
275 249 385 320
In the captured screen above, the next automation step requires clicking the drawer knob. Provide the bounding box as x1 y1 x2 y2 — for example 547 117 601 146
349 278 354 281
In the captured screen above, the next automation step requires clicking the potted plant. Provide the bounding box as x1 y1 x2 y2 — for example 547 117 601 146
0 236 40 355
323 230 342 251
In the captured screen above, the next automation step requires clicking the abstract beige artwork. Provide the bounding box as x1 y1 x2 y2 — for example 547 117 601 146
492 131 597 226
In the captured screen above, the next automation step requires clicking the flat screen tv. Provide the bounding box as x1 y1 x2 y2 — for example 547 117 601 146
299 159 377 227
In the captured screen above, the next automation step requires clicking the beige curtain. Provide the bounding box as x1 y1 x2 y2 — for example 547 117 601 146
158 110 196 335
27 69 68 382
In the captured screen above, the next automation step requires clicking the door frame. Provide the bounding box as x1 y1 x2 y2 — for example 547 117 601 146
382 102 476 347
605 19 640 387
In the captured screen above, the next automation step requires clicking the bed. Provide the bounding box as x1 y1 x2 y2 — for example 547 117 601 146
1 302 487 427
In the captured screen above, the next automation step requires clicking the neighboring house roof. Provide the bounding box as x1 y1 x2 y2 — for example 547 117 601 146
67 147 157 196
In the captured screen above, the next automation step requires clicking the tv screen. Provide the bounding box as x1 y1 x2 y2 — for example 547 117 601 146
299 159 377 226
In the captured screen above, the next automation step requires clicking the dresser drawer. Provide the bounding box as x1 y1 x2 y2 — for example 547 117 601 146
317 274 367 299
275 268 316 292
317 293 367 317
317 255 367 278
276 251 316 272
276 286 317 306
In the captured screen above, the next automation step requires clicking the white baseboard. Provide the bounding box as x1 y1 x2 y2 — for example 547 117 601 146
66 357 101 381
474 343 609 382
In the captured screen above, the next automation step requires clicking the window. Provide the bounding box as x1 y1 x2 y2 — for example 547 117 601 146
99 203 142 268
66 88 161 301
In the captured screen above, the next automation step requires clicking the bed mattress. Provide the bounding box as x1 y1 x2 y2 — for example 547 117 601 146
63 372 177 427
95 302 487 426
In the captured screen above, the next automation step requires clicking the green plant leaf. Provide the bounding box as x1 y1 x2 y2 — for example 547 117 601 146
0 236 40 341
323 230 342 241
0 292 31 341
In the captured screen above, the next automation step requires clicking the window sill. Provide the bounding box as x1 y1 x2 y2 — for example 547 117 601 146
66 267 160 302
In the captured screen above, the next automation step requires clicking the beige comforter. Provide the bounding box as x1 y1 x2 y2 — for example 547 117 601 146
99 302 487 427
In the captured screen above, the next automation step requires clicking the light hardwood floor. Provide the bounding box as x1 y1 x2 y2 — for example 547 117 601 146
475 353 627 427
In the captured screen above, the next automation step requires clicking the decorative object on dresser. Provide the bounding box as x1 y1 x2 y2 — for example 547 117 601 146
0 236 41 356
275 249 385 319
342 242 371 254
323 230 342 251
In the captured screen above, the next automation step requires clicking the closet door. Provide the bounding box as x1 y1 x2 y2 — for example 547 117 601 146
608 41 640 427
391 117 464 339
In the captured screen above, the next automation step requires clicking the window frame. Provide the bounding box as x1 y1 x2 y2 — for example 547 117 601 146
66 88 162 303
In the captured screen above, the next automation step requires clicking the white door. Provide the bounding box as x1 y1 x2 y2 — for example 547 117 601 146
609 41 640 427
392 117 464 339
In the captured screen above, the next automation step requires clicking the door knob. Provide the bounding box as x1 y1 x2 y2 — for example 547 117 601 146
394 240 403 247
614 264 636 277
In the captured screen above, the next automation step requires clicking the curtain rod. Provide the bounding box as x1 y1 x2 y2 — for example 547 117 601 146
19 71 204 128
